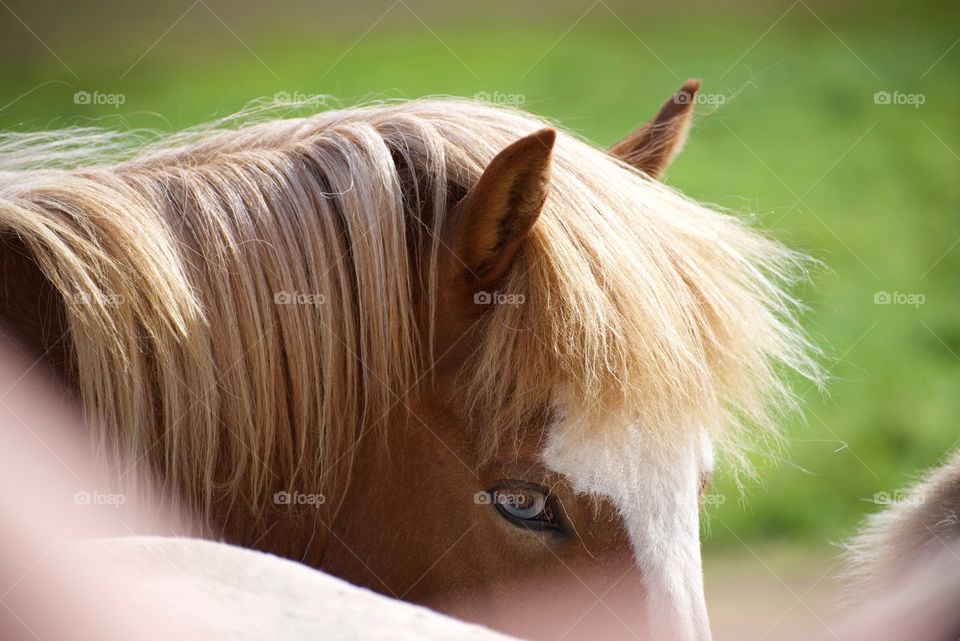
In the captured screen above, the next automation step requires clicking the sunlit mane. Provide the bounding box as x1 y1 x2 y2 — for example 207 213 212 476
0 98 819 518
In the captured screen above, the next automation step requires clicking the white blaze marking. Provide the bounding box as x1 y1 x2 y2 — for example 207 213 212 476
543 411 712 641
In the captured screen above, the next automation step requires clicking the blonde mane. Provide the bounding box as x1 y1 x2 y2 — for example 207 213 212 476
0 99 819 519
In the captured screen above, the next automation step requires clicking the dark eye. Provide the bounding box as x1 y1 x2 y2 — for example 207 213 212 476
486 481 565 534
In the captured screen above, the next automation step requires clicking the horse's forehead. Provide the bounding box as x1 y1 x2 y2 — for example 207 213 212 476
541 411 714 640
540 411 714 496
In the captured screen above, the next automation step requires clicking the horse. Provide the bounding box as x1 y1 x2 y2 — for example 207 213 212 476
837 450 960 640
0 81 817 641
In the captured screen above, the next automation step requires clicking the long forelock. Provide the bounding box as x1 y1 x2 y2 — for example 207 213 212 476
0 98 820 521
462 123 821 468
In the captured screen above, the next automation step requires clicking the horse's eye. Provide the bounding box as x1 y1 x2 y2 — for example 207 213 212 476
486 482 565 534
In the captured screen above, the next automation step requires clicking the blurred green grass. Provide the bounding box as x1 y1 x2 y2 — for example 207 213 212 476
2 1 959 549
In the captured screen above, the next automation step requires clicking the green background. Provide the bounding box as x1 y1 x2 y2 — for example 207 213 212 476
2 0 958 552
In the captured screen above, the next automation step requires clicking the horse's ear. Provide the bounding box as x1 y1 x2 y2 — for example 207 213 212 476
609 79 701 178
443 127 555 292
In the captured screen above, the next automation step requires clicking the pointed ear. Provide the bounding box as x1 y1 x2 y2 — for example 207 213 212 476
609 79 701 178
443 128 555 292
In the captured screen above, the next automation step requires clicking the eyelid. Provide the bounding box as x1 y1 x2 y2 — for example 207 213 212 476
489 479 551 495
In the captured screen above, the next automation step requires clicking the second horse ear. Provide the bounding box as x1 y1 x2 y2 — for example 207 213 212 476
609 79 701 178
